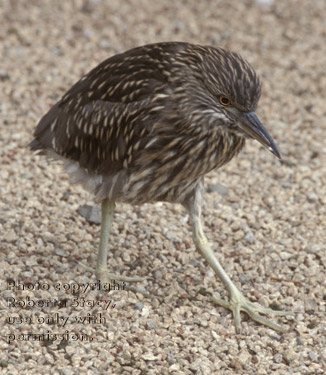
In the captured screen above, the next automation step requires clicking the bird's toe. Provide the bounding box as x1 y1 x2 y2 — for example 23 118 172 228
211 293 292 333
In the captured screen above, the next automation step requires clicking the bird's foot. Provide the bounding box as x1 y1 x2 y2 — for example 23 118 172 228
77 261 151 297
211 290 291 333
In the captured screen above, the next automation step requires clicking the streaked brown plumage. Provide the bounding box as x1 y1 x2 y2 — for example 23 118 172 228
30 42 289 332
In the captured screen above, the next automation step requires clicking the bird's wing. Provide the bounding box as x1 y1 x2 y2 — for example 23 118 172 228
30 43 198 173
29 47 176 172
31 95 164 174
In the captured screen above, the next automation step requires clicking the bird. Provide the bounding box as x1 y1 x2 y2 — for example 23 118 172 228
29 42 289 333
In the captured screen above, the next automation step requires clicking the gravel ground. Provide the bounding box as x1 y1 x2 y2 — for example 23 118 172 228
1 0 326 374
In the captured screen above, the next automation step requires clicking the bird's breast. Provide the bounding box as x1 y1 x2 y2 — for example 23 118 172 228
121 130 245 204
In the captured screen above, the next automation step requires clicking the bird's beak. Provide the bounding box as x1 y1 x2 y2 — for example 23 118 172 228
228 109 281 159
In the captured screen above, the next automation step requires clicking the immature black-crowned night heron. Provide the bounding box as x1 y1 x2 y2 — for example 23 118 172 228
30 42 289 332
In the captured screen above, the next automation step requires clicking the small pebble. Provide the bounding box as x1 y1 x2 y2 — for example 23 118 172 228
78 204 101 224
146 319 158 330
244 231 255 244
134 301 144 311
308 351 318 361
207 183 229 196
273 353 283 363
4 230 18 243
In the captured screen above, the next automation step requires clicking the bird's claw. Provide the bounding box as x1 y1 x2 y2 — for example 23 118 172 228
75 261 151 297
211 293 292 333
76 260 145 282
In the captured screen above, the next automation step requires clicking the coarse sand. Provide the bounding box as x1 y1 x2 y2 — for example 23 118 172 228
1 0 325 374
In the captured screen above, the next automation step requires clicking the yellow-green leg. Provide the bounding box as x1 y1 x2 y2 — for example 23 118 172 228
191 212 290 333
94 199 145 282
78 199 149 295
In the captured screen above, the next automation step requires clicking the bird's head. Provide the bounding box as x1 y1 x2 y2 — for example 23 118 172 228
176 44 281 159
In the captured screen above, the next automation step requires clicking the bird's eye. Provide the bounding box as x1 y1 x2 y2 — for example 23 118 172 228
219 96 231 106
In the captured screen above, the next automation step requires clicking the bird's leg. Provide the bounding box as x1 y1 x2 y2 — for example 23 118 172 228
188 207 290 333
78 199 148 293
